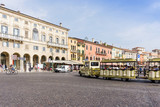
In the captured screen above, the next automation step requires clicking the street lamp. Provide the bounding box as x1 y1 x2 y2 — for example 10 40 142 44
51 52 54 72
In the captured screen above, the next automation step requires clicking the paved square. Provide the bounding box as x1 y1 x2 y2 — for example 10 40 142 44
0 72 159 107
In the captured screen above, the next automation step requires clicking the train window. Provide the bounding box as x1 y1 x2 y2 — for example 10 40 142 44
91 62 99 66
85 62 89 67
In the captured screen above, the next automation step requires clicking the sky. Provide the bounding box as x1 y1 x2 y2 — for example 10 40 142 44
1 0 160 51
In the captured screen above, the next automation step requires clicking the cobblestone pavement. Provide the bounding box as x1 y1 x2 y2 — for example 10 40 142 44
0 72 160 107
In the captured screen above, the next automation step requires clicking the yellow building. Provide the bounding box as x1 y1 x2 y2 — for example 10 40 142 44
0 5 69 72
68 37 77 61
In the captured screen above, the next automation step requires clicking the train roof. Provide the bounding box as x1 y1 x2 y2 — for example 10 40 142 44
101 59 136 63
149 58 160 62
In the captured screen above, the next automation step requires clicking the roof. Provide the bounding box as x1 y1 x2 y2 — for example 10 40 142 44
69 37 113 49
0 6 70 31
101 58 136 63
149 58 160 62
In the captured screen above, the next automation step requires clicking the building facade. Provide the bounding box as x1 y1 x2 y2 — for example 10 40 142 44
0 6 69 72
84 39 112 61
122 49 137 59
68 37 77 61
112 47 123 59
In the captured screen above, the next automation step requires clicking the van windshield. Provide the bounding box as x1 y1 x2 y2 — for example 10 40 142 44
91 62 99 66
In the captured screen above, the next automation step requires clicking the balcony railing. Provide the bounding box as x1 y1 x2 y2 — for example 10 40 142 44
0 33 23 41
95 51 107 56
70 50 77 53
47 42 68 49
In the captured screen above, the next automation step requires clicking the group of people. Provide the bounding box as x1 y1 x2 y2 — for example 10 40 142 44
104 65 135 70
0 64 16 73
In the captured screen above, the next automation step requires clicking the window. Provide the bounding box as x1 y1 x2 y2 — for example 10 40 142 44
25 45 29 50
25 31 28 38
14 18 18 22
62 50 65 53
90 46 92 51
2 14 7 19
71 40 72 43
13 43 20 48
56 30 58 33
42 26 45 29
34 24 37 27
49 28 52 31
62 32 64 35
50 48 53 52
56 38 59 44
49 36 53 43
1 25 8 34
42 47 45 51
86 45 88 50
33 28 39 41
98 48 100 53
74 41 76 44
13 28 20 36
2 42 9 47
56 49 59 53
62 39 65 45
41 35 46 42
25 21 28 25
33 46 38 50
90 57 92 60
82 50 84 55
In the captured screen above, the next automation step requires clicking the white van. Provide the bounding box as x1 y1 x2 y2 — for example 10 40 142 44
54 65 71 73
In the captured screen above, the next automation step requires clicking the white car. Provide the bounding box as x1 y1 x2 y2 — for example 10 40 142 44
54 65 71 73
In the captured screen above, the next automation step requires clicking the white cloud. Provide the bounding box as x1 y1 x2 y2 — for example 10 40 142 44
150 2 160 10
117 22 160 51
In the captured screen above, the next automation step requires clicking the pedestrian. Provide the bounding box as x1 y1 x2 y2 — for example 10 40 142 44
144 67 146 77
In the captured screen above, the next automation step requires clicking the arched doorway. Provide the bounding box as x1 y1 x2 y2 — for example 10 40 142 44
13 53 20 70
48 56 53 62
55 56 60 60
23 54 30 72
61 57 65 60
33 55 39 67
1 52 9 68
41 55 46 64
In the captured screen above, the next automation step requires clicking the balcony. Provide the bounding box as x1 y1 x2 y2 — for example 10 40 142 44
0 33 23 41
95 51 107 56
47 42 68 49
70 50 77 53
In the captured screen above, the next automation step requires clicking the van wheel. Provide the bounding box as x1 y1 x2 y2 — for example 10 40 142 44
95 75 99 78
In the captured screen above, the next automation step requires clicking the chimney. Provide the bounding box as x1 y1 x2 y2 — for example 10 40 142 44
59 23 62 27
0 4 5 7
100 41 102 44
92 38 94 42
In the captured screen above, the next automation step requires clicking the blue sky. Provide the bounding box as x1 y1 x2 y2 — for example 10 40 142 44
1 0 160 51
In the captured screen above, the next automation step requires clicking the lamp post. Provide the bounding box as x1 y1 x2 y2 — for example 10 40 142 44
51 52 54 72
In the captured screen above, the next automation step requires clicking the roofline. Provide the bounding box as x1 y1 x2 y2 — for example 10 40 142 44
0 6 70 31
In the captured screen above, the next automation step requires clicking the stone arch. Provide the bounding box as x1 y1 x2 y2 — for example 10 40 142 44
61 57 65 60
13 53 21 70
1 51 10 68
41 55 46 64
33 54 39 67
55 56 60 60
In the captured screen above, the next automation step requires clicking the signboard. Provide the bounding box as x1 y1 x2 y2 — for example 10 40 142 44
137 54 140 61
11 55 17 60
18 57 26 61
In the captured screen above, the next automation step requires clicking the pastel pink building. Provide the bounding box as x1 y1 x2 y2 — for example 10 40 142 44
85 39 112 61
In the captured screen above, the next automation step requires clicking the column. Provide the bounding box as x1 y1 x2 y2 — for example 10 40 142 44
30 56 33 68
0 53 1 65
20 60 24 72
9 54 13 65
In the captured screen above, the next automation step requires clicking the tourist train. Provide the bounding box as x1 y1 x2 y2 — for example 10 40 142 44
79 58 160 83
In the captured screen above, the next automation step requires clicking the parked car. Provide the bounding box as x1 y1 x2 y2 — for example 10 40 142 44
54 65 71 73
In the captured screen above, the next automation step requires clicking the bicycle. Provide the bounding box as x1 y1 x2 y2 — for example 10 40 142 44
6 68 18 75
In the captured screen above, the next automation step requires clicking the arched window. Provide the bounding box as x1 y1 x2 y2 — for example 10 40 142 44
33 28 39 41
56 38 59 44
62 39 65 45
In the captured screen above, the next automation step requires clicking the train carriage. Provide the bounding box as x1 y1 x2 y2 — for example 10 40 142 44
147 58 160 83
100 59 137 81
